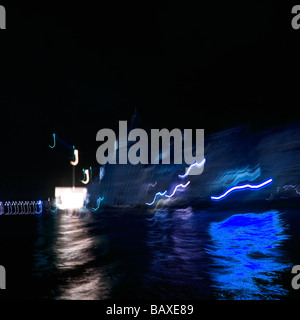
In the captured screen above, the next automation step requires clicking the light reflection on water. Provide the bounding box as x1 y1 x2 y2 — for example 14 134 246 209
30 208 292 300
55 213 95 269
207 210 291 300
54 212 110 300
144 207 211 299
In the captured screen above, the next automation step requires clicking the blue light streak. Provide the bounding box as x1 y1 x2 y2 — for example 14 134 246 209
50 199 58 213
55 136 73 150
79 168 86 182
211 178 273 201
91 197 104 212
178 158 206 178
35 200 43 214
80 197 89 211
70 145 75 161
99 167 105 180
49 133 56 148
50 206 57 213
215 165 261 186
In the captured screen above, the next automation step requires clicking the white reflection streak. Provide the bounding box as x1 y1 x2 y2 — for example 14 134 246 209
54 214 104 300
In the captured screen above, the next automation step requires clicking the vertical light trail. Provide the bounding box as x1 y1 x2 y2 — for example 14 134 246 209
70 148 79 166
80 169 90 184
80 168 86 182
49 133 56 149
35 201 43 214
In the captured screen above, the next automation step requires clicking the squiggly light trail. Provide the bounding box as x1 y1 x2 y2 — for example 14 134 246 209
148 182 157 188
211 178 273 200
146 191 167 206
92 197 104 211
146 181 190 206
165 181 191 198
178 158 206 178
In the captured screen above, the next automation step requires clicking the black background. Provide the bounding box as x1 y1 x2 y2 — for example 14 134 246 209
0 1 299 200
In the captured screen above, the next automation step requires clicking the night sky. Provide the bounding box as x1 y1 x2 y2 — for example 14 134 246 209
0 1 299 200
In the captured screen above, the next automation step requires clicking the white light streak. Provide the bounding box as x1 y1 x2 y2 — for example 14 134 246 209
178 158 206 178
70 149 79 166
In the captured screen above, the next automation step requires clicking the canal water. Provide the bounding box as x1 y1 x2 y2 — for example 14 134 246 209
0 206 299 300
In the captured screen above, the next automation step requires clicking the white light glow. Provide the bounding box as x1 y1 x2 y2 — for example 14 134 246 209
70 149 79 166
178 158 206 178
81 169 90 184
55 187 87 210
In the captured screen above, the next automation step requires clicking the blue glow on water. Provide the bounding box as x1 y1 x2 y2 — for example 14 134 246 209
211 178 273 200
208 210 290 299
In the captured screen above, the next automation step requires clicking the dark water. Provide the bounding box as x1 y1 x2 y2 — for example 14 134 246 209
0 206 299 300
